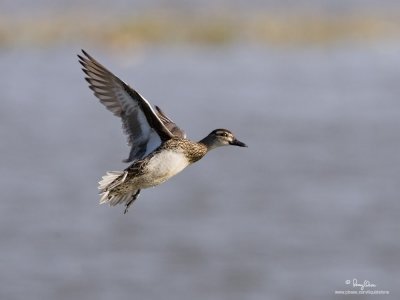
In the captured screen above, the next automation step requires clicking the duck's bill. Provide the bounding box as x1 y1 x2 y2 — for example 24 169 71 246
230 139 247 147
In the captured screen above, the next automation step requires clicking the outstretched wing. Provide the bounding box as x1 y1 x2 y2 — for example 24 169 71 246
78 50 174 162
155 106 186 138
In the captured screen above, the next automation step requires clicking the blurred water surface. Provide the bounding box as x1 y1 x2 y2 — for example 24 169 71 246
1 44 400 299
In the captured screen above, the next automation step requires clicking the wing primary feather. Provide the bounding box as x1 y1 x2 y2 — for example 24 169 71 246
78 49 176 162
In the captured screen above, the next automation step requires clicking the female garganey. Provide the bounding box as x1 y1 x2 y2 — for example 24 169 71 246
78 50 247 213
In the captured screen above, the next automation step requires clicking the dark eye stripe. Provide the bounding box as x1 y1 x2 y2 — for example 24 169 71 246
214 130 227 136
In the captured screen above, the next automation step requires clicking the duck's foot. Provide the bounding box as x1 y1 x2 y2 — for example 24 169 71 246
124 189 141 214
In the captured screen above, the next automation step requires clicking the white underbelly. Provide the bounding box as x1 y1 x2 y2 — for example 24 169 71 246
139 150 190 188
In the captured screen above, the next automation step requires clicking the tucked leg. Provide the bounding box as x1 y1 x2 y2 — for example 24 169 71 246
124 189 141 214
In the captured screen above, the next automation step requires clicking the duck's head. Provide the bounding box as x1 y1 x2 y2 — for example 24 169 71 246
202 128 247 150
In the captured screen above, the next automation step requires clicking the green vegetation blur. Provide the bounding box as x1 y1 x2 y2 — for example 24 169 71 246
1 10 399 48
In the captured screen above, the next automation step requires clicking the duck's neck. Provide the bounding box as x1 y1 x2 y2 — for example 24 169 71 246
198 135 218 151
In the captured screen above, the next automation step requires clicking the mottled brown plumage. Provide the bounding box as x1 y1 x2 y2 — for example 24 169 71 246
78 50 247 213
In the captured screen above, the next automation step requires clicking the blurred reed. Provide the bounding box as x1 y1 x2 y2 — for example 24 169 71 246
0 11 399 48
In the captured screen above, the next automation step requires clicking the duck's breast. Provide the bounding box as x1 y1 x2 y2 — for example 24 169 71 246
142 150 190 187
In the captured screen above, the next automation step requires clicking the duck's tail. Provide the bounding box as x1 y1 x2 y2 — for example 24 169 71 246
98 170 141 212
98 171 126 191
98 171 127 205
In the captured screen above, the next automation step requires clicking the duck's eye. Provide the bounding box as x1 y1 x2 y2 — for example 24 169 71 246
214 130 229 137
